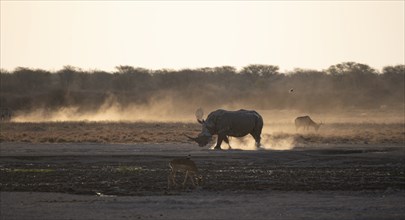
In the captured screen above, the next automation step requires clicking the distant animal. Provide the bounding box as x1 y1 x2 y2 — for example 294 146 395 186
186 109 263 150
289 88 294 93
168 158 202 189
0 108 12 121
295 116 322 132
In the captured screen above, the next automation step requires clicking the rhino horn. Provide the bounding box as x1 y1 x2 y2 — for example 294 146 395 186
185 134 197 141
197 119 205 124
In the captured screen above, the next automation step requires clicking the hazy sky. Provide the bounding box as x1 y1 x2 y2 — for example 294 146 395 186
1 1 404 72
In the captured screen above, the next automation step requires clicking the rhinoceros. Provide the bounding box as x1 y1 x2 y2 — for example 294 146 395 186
186 109 263 150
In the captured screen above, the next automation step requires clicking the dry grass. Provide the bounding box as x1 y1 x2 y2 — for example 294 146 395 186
264 122 405 145
0 122 200 144
0 121 403 146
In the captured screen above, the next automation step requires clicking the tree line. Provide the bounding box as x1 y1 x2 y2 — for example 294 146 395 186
0 62 404 114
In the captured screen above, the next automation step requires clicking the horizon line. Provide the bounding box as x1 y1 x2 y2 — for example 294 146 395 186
1 62 405 73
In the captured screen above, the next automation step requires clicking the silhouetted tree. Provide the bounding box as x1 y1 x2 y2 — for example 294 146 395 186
327 62 377 75
241 64 279 77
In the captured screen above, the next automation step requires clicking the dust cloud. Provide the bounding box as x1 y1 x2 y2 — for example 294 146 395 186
10 97 404 124
11 93 195 123
215 134 297 151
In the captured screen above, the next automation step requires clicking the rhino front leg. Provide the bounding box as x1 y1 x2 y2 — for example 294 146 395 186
214 135 224 150
224 136 232 149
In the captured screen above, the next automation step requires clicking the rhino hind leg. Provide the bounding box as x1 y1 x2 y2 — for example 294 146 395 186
255 137 261 148
250 132 261 148
252 118 263 148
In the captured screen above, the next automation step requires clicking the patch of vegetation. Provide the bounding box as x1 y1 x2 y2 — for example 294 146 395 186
115 166 143 173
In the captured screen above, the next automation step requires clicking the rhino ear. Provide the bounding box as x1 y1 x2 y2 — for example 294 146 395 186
195 108 204 121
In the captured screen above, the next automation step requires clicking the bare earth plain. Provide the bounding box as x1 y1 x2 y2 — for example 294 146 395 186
0 122 404 220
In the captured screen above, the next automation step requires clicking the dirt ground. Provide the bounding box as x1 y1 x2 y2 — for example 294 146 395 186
1 122 404 219
1 140 404 220
2 190 404 220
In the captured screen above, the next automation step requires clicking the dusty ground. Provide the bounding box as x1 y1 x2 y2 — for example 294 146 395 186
0 122 403 145
0 122 404 219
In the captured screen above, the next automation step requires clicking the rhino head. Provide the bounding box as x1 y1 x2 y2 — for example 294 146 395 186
186 119 213 147
186 134 212 147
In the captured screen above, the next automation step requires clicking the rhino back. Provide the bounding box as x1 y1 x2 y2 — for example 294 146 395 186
206 109 262 136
